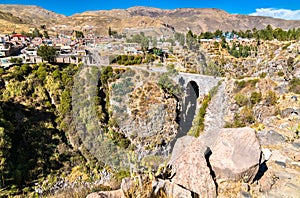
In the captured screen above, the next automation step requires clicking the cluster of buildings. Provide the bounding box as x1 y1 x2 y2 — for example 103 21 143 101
0 31 180 67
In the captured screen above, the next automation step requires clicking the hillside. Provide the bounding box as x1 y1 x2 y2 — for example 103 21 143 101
0 10 28 34
0 5 300 36
61 6 300 36
0 4 65 34
0 4 65 25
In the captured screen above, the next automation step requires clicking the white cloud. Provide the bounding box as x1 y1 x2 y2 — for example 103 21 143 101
250 8 300 20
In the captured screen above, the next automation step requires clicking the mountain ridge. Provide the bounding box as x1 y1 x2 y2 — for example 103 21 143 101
0 4 300 35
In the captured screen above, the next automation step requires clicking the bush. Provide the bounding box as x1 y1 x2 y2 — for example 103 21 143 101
265 90 277 106
234 93 248 107
289 78 300 94
248 79 259 87
259 72 267 78
240 106 255 124
250 91 262 105
277 71 284 77
0 68 4 75
37 45 57 62
10 57 23 65
235 80 246 91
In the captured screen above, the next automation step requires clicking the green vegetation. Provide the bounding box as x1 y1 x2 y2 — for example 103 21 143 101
234 93 248 107
126 32 150 50
234 79 258 92
74 30 84 38
186 30 199 50
199 25 300 41
188 95 210 137
113 55 143 65
225 106 255 128
250 91 262 105
9 57 23 65
174 32 185 46
158 64 181 96
37 45 57 62
188 82 221 137
0 63 89 196
265 90 278 106
289 77 300 94
227 43 257 58
226 79 263 128
259 72 267 78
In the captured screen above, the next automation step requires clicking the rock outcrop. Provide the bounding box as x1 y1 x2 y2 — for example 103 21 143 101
110 71 179 157
169 135 196 163
152 179 193 198
171 138 217 197
86 189 125 198
210 127 261 182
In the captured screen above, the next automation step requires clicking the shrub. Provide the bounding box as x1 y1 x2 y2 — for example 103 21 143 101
234 93 248 107
37 45 57 62
250 91 262 105
240 106 255 124
277 71 285 77
259 72 267 78
225 106 256 128
248 79 259 87
235 80 246 91
265 90 277 106
289 78 300 94
0 68 4 75
10 57 23 65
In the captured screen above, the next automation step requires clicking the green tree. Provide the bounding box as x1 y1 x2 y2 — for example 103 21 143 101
186 30 198 50
43 31 49 39
0 107 13 188
32 28 42 38
175 32 185 46
250 92 262 105
0 127 12 188
75 30 84 38
152 37 157 48
108 27 112 36
37 45 57 62
214 29 223 38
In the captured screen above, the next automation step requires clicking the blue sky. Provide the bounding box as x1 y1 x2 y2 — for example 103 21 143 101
1 0 300 19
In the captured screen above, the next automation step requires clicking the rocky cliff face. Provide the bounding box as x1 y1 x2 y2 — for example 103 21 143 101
110 69 179 159
88 64 300 197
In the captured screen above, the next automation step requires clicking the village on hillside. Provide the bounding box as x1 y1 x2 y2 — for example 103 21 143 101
3 26 299 75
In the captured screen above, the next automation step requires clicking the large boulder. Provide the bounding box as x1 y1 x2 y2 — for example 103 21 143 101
210 127 261 182
152 179 193 198
257 130 286 146
86 189 125 198
171 138 217 197
169 135 196 163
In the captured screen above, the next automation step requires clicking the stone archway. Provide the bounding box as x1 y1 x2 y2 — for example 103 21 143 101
186 80 199 98
177 80 200 137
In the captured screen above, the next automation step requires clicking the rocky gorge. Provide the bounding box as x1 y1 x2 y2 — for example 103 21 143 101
87 67 300 197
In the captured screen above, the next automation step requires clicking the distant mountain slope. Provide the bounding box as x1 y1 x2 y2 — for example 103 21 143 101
0 10 24 24
0 5 300 36
0 10 28 34
64 6 300 35
0 4 65 26
125 6 300 33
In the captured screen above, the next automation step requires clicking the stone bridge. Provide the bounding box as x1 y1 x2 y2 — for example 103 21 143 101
83 52 223 145
83 50 221 98
176 73 221 98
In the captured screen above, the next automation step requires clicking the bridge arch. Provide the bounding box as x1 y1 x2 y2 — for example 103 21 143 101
186 80 199 99
176 80 200 138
